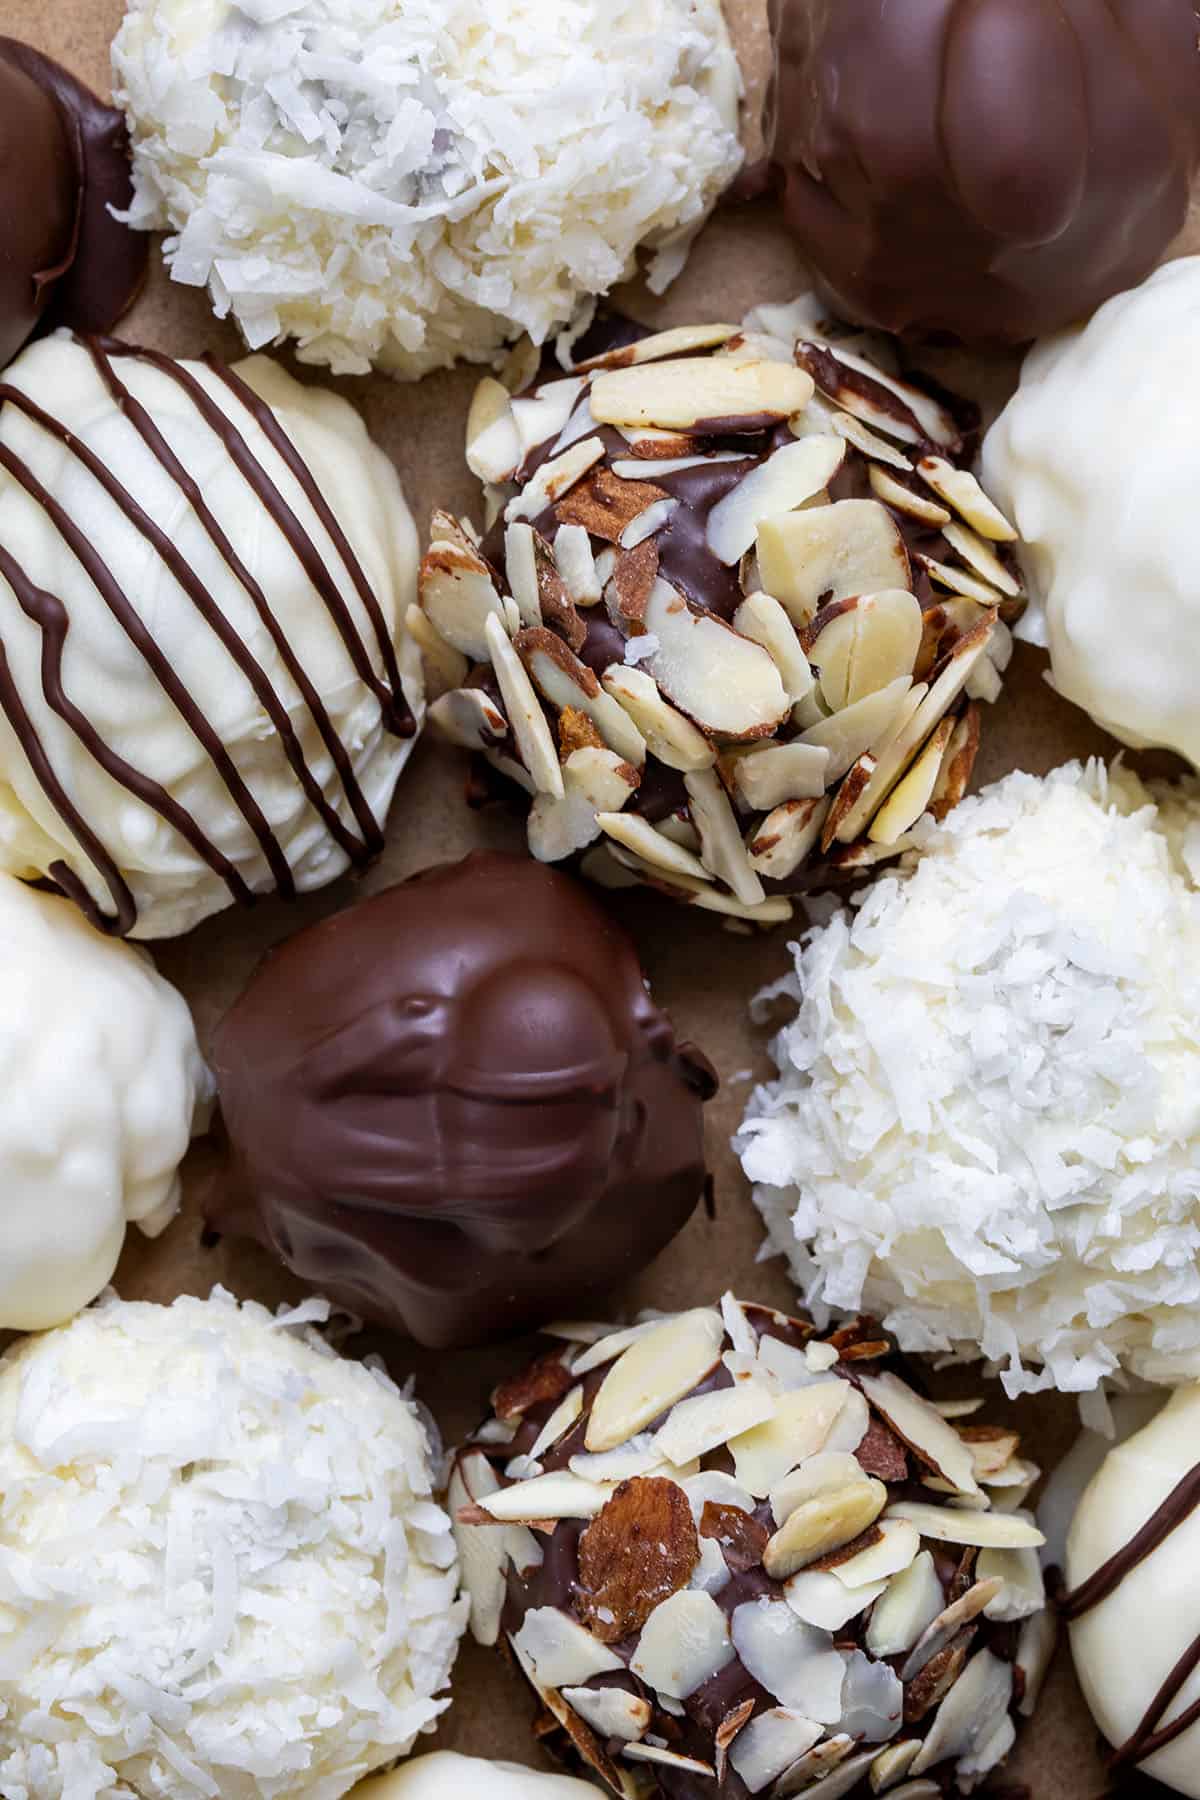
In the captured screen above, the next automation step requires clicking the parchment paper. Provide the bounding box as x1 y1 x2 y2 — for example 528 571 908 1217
6 0 1198 1789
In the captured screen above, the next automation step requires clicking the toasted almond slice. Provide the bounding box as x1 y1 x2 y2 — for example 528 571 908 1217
707 437 847 565
622 1743 716 1778
775 1741 865 1800
807 589 923 711
574 322 739 373
723 744 830 814
598 811 714 882
865 1551 944 1659
654 1384 778 1467
1016 1608 1058 1718
885 1502 1044 1549
934 1397 987 1421
730 1709 825 1793
511 376 588 457
917 456 1017 541
568 1436 664 1484
516 628 647 767
770 1453 870 1528
631 1588 736 1700
611 451 747 480
900 1578 1005 1683
858 1372 981 1497
870 1741 922 1793
831 1517 921 1589
561 1685 651 1744
918 552 1006 609
506 437 607 523
684 767 766 906
730 1384 852 1498
553 523 602 605
478 1470 611 1522
642 580 790 740
502 595 522 636
505 522 542 626
867 716 954 846
527 1386 585 1462
733 591 817 710
910 1647 1013 1777
942 521 1022 597
620 495 678 551
591 358 814 434
486 612 564 798
427 686 508 752
500 335 539 394
747 796 830 880
602 666 715 772
405 603 469 697
528 746 639 862
959 1428 1021 1479
785 1569 887 1633
421 542 507 661
764 1480 889 1579
833 410 914 471
982 1454 1040 1491
977 1539 1045 1622
467 376 522 484
757 499 912 629
868 464 951 526
586 1308 725 1453
692 886 792 924
798 676 912 783
731 1599 849 1722
802 343 960 451
822 754 877 850
511 1607 624 1688
449 1453 508 1646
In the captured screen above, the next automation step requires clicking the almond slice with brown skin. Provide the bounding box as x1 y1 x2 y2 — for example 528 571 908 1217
528 748 639 862
561 1686 651 1744
775 1740 864 1799
601 666 715 771
868 464 951 526
930 708 981 821
917 552 1007 609
506 436 606 523
733 591 816 710
797 676 913 783
573 322 739 372
909 1648 1013 1777
806 589 923 711
485 612 564 798
757 499 912 629
590 358 814 434
722 742 830 811
833 410 914 471
942 521 1022 597
763 1480 889 1579
684 767 766 905
747 796 830 879
858 1371 982 1497
421 541 507 660
427 687 507 751
801 343 961 451
917 456 1017 541
586 1308 725 1453
900 1579 1005 1683
466 376 521 484
641 580 790 740
867 716 955 846
516 628 647 767
706 436 847 565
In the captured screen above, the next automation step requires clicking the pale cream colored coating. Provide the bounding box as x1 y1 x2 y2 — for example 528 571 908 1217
354 1753 596 1797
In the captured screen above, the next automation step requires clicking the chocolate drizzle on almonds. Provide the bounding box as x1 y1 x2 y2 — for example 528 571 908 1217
452 1295 1055 1799
416 298 1025 924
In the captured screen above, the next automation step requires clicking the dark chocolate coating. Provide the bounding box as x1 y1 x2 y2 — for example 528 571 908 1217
209 852 717 1349
774 0 1200 345
0 40 146 370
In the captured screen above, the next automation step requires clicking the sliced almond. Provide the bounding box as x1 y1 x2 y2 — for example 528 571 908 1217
831 1517 921 1588
966 655 1003 705
642 580 790 740
867 716 954 846
959 1427 1021 1480
620 495 678 551
511 1606 624 1688
449 1452 508 1646
516 628 647 767
707 437 847 565
763 1480 888 1579
528 746 638 862
885 1502 1044 1550
484 747 536 796
730 1384 851 1497
611 450 747 481
865 1551 945 1659
511 376 588 458
597 811 713 883
681 1470 756 1526
733 591 817 710
684 767 766 905
833 411 914 471
942 520 1022 599
505 522 542 626
917 457 1017 542
858 1373 981 1497
730 1599 848 1722
506 437 606 523
807 589 923 711
757 499 911 630
785 1569 886 1632
747 796 830 880
527 1386 585 1462
553 523 602 606
476 1470 611 1522
654 1383 777 1467
977 1537 1045 1622
500 335 540 394
910 1647 1013 1777
798 676 912 783
570 1319 660 1376
622 1743 715 1778
485 612 564 798
466 376 522 484
868 464 951 526
934 1398 986 1421
586 1308 725 1453
1016 1607 1058 1718
722 743 830 812
578 1477 699 1643
800 343 960 451
918 552 1006 610
405 603 469 697
591 358 814 434
900 1578 1004 1682
421 541 506 661
771 1453 871 1527
822 755 878 850
574 322 739 372
601 666 715 771
561 1685 651 1744
775 1742 867 1800
630 1587 735 1699
870 1741 922 1793
729 1710 824 1794
428 686 508 751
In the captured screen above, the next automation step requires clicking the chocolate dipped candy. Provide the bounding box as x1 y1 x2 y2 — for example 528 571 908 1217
416 299 1022 923
773 0 1200 345
452 1295 1054 1797
0 332 422 937
0 38 146 368
209 852 716 1349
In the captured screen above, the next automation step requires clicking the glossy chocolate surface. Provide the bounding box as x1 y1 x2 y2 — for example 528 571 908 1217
209 852 717 1348
773 0 1200 344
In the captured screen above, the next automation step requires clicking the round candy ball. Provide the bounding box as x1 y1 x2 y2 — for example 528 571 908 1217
773 0 1200 344
0 49 77 367
210 852 717 1348
356 1752 597 1797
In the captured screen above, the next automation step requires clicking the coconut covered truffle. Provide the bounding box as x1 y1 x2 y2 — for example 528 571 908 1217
452 1296 1052 1797
0 871 209 1331
110 0 742 380
416 299 1022 923
738 760 1200 1401
0 1289 466 1800
0 333 421 939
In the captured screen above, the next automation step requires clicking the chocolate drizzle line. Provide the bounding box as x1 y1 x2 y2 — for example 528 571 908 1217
1062 1458 1200 1772
0 336 413 933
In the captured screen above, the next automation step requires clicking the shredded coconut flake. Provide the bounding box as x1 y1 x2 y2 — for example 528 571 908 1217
0 1288 466 1800
111 0 743 379
736 761 1200 1400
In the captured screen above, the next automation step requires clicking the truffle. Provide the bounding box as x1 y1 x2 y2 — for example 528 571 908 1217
772 0 1200 345
983 257 1200 766
0 869 209 1332
356 1753 598 1797
738 761 1200 1400
1066 1387 1200 1795
0 332 422 938
0 38 146 368
452 1295 1052 1797
0 1288 466 1800
417 298 1022 922
209 852 717 1349
111 0 741 379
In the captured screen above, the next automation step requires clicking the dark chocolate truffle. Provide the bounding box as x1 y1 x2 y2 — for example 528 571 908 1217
209 852 716 1349
773 0 1200 345
0 39 146 369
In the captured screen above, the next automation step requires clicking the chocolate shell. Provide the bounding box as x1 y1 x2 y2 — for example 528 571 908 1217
773 0 1200 344
209 852 717 1349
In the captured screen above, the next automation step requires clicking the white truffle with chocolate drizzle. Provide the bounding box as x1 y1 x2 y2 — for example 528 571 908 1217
0 333 422 938
452 1295 1052 1798
415 297 1023 922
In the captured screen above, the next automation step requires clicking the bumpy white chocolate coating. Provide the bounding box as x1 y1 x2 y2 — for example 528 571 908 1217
983 256 1200 767
356 1753 596 1797
0 334 422 937
1067 1385 1200 1796
0 871 209 1331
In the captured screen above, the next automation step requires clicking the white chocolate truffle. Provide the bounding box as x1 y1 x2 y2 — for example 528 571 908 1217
0 1289 467 1800
0 871 208 1331
0 333 422 938
983 256 1200 767
1067 1385 1200 1795
110 0 742 380
356 1753 596 1797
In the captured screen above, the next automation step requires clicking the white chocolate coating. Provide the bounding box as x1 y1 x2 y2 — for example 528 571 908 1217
1067 1383 1200 1795
356 1753 596 1798
0 334 422 937
0 871 209 1331
983 256 1200 768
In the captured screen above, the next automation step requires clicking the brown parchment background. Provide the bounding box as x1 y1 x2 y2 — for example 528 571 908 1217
8 0 1200 1791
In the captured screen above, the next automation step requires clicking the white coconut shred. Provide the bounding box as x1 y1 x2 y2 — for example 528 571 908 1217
736 761 1200 1402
